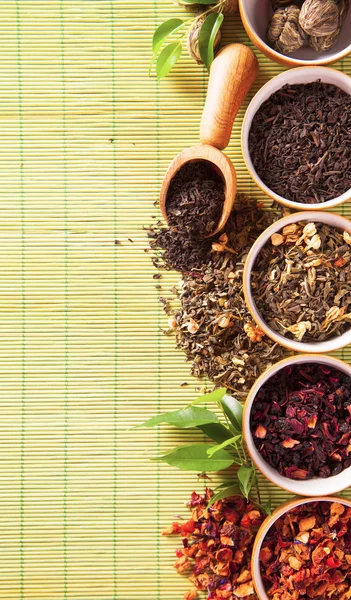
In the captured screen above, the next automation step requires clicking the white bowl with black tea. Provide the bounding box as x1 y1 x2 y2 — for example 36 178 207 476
239 0 351 67
243 211 351 354
242 66 351 211
243 354 351 496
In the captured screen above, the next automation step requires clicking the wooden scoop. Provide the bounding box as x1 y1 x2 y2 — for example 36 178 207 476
159 43 258 237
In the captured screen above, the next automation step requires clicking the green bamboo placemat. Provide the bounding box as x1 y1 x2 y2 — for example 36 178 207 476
0 1 350 598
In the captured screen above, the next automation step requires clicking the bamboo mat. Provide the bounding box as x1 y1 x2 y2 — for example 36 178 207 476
0 1 350 599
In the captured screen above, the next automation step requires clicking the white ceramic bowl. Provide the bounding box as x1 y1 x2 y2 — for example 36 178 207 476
243 354 351 496
243 211 351 353
252 496 351 600
239 0 351 67
242 67 351 211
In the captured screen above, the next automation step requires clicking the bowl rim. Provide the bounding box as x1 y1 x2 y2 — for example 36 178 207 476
238 0 351 68
241 66 351 211
243 210 351 353
252 495 351 600
242 354 351 496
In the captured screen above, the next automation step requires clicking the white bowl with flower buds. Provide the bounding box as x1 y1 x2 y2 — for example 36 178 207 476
243 354 351 496
243 210 351 354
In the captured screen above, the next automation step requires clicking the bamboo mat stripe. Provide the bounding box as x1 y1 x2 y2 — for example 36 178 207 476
0 1 350 599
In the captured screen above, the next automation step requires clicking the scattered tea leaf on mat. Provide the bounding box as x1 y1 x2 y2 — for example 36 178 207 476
152 443 234 471
136 406 219 429
198 12 224 69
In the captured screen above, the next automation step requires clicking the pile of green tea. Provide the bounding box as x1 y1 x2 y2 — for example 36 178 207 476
160 197 285 395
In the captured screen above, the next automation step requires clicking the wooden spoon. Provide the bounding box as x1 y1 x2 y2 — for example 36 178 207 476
159 43 258 237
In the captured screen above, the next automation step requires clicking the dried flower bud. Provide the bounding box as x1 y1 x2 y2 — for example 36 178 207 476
303 222 317 237
168 316 178 329
306 233 321 250
308 0 348 53
219 0 238 16
343 230 351 245
267 6 306 54
186 318 199 334
212 242 225 252
304 257 324 267
299 0 340 37
282 223 299 236
187 13 222 64
218 315 231 328
244 322 265 343
271 233 284 246
287 320 312 341
322 305 345 328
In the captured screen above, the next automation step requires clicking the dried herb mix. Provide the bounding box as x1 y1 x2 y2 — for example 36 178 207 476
250 362 351 480
162 197 285 395
260 501 351 600
164 488 263 600
251 221 351 342
148 160 224 272
249 81 351 204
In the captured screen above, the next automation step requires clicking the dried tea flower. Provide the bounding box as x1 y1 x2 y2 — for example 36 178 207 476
244 322 265 343
251 221 351 342
187 14 222 64
250 362 351 480
308 0 349 51
260 501 351 600
164 489 263 600
271 233 284 246
299 0 340 36
344 231 351 245
219 0 238 16
267 5 306 54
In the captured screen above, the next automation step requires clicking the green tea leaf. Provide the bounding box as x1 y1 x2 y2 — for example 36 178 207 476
190 387 226 406
208 484 241 506
152 444 234 471
262 499 272 516
136 407 218 429
238 465 255 499
197 422 233 444
198 12 224 70
207 435 242 457
152 18 184 54
156 42 182 81
220 395 243 433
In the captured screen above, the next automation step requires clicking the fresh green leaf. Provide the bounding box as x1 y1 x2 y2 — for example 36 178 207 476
206 435 242 457
136 407 218 429
152 18 184 54
220 395 243 433
151 443 234 471
197 422 233 444
238 465 255 499
198 12 224 70
262 499 272 516
190 387 226 407
208 484 241 506
156 42 182 81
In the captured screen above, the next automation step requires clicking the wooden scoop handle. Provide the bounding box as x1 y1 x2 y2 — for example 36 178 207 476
200 44 258 151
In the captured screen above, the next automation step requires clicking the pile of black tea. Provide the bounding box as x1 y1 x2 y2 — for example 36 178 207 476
251 221 351 342
148 160 224 272
250 362 351 480
249 81 351 204
162 197 285 396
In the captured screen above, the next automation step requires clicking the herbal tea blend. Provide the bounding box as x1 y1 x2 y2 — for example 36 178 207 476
164 488 263 600
249 81 351 203
260 501 351 600
163 197 285 395
251 221 351 342
250 362 351 480
148 160 224 272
